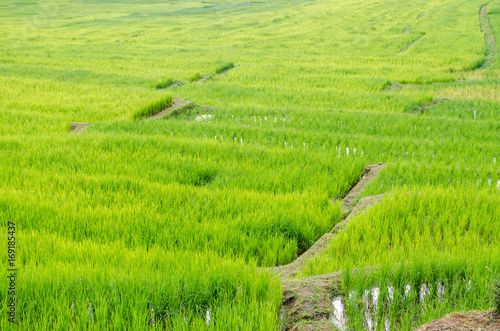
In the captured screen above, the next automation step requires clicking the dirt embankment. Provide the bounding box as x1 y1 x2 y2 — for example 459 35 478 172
416 309 500 331
276 164 386 331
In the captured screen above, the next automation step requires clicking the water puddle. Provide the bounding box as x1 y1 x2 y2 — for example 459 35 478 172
206 308 212 325
196 114 213 121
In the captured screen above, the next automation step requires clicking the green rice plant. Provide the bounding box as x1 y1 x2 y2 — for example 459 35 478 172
215 62 235 74
302 186 500 275
464 57 486 71
190 72 201 82
339 259 500 330
155 77 174 89
132 93 173 120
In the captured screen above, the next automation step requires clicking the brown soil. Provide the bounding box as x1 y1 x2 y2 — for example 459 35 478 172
70 122 92 133
147 98 192 120
481 5 487 16
341 163 384 212
281 272 343 331
416 309 500 331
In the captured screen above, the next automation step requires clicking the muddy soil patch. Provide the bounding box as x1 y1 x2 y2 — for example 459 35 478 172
281 272 343 331
70 122 92 133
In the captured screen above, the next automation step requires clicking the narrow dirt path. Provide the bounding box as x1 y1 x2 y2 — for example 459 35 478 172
416 309 500 331
269 163 384 281
479 5 498 70
273 164 386 331
400 33 424 53
278 195 384 331
70 122 92 133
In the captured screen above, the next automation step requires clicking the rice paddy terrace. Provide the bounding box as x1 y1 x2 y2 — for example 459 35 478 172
1 0 499 329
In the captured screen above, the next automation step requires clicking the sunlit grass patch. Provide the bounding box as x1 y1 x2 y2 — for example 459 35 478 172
1 0 500 328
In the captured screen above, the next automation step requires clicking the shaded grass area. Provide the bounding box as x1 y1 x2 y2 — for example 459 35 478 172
495 277 500 314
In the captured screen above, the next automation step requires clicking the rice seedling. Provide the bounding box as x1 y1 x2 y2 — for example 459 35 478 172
335 259 499 330
215 62 235 74
190 72 202 82
155 78 174 89
132 94 173 120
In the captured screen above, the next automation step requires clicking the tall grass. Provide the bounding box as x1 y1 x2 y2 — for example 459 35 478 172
0 232 282 329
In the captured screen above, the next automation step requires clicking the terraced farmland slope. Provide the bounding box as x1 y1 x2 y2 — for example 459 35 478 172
1 0 499 329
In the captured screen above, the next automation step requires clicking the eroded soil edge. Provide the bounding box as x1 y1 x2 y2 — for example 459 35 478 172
275 164 385 331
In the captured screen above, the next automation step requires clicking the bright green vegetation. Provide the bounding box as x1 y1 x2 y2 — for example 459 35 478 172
1 0 499 329
215 62 235 74
303 187 500 274
132 94 173 119
155 77 174 89
341 258 497 330
324 187 500 328
190 72 202 82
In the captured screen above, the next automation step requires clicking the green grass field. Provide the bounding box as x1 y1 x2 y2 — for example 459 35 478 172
1 0 499 329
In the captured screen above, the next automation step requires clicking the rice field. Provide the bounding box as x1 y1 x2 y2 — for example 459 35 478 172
1 0 499 329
